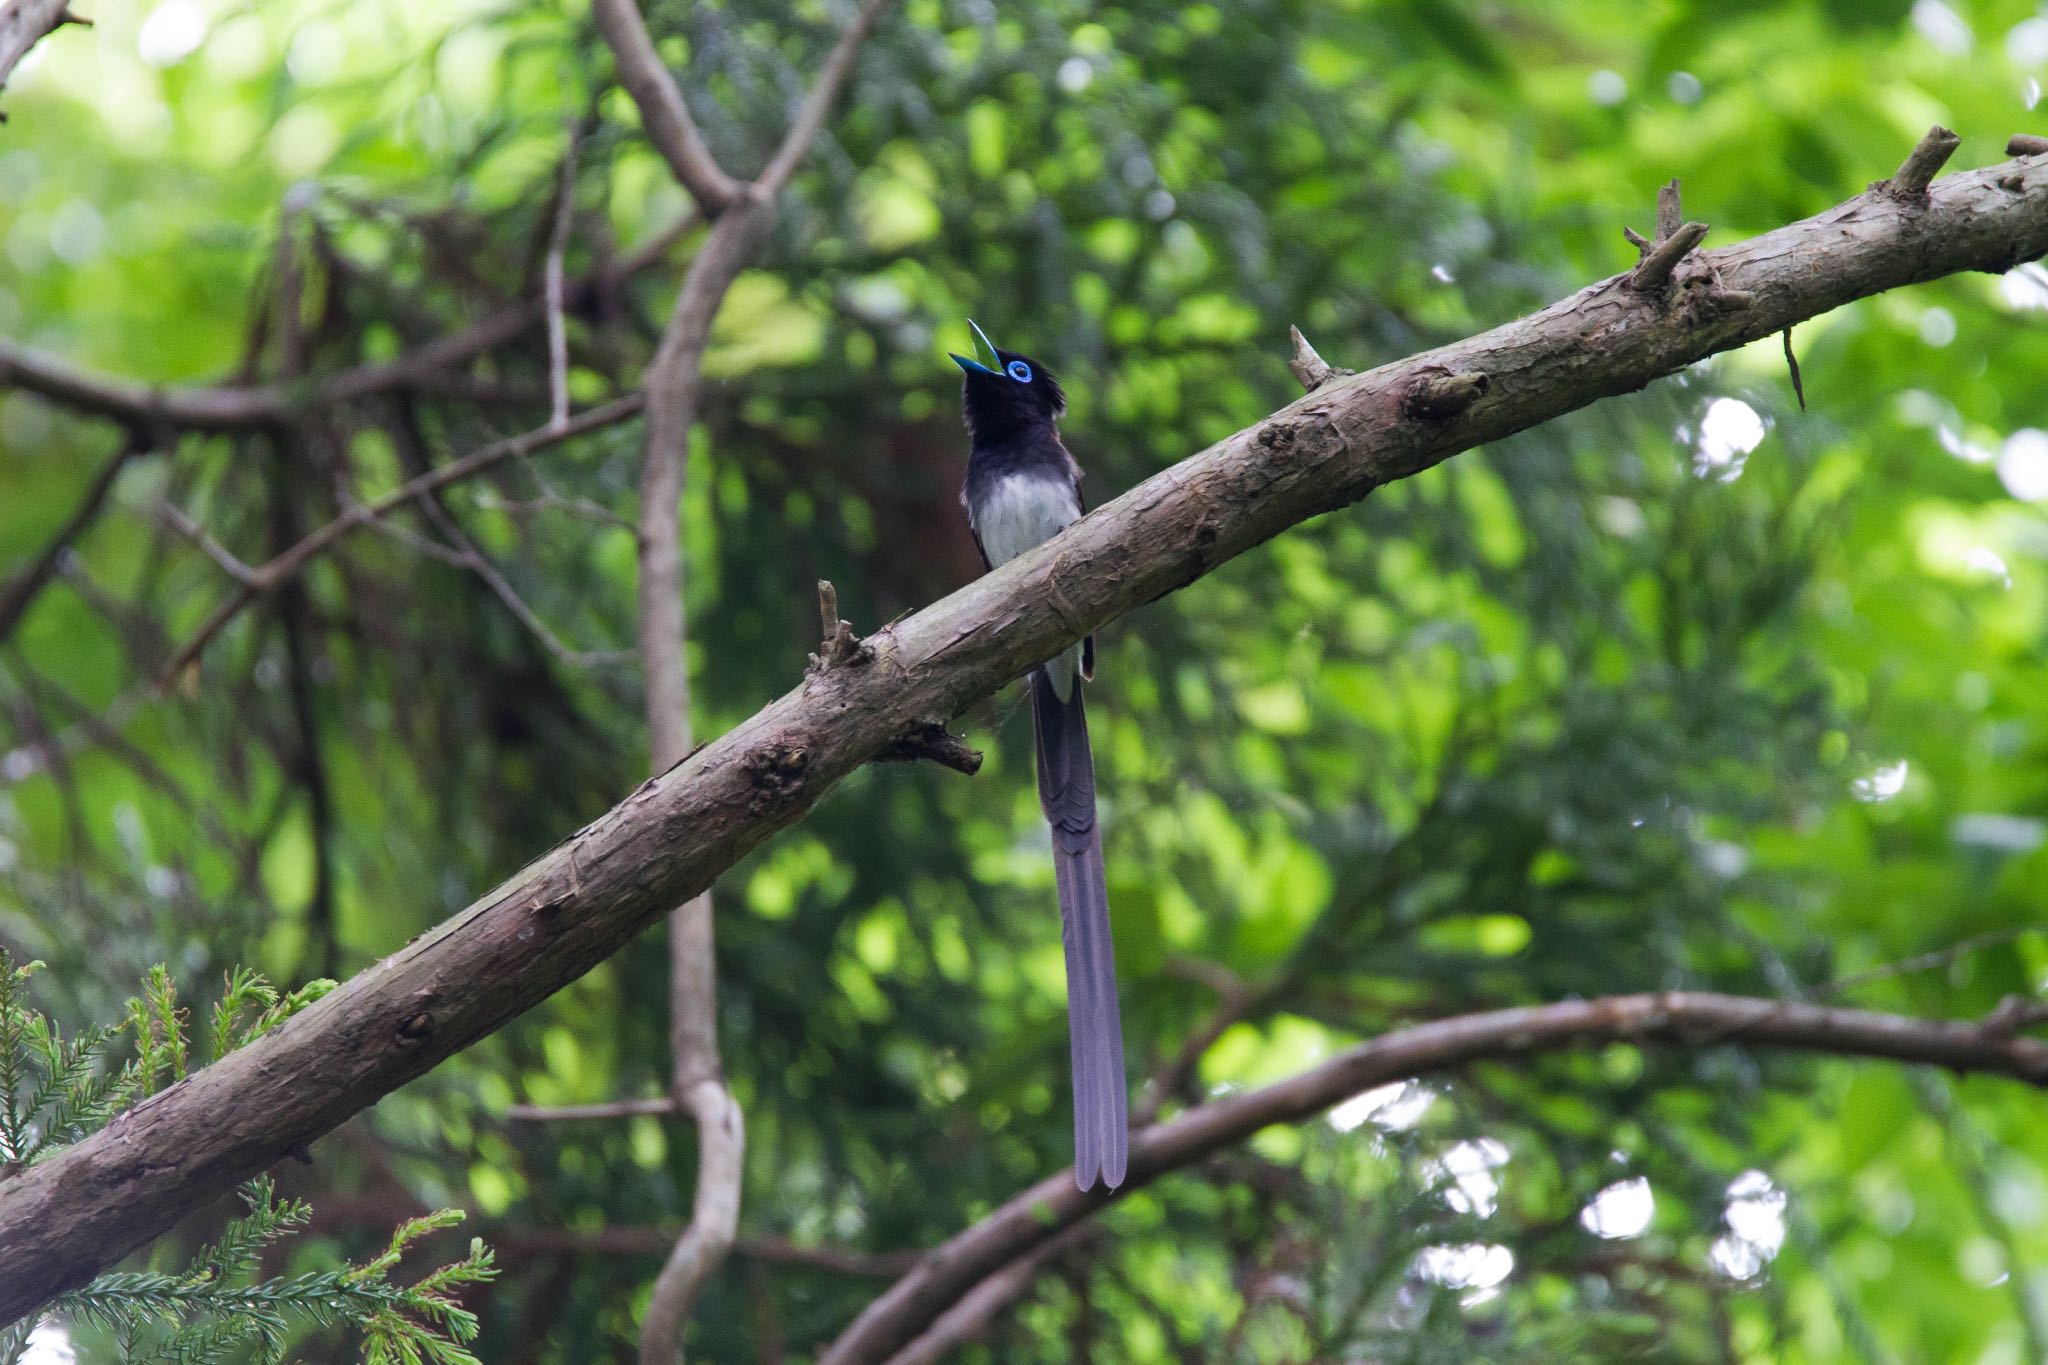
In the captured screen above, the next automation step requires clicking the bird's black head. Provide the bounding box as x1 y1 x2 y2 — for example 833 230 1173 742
950 320 1065 445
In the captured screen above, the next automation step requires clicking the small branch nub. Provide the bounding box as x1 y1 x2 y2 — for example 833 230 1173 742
2010 134 2048 157
1884 125 1960 199
1628 221 1710 290
809 579 869 672
1286 326 1353 393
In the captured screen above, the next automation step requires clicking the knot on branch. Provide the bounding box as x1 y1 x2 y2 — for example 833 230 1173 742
1879 125 1961 200
744 743 812 814
808 579 871 674
2009 134 2048 158
875 722 983 775
1401 370 1490 422
1285 326 1354 393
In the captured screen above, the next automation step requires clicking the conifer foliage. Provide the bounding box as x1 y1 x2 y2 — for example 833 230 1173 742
0 953 497 1363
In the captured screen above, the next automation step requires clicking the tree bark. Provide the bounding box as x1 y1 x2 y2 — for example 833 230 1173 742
0 133 2043 1324
0 0 73 100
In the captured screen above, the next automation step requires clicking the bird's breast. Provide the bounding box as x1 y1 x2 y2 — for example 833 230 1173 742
969 471 1083 568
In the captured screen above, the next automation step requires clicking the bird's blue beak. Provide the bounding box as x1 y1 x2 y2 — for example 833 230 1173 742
949 318 1001 375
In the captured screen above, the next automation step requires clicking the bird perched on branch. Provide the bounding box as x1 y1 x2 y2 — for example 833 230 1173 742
952 320 1128 1191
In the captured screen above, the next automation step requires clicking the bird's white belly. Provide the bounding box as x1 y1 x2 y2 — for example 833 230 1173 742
973 473 1086 699
974 473 1080 567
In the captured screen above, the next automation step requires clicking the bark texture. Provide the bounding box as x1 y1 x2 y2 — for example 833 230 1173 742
0 0 72 99
0 139 2044 1323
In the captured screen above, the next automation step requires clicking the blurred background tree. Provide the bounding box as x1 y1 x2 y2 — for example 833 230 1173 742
2 0 2047 1359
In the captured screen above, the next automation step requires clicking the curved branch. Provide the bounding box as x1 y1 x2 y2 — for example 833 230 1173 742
0 213 692 432
2 132 2045 1325
590 0 743 216
883 1223 1097 1365
822 991 2048 1363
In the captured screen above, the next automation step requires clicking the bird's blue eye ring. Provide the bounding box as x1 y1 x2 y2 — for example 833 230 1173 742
1006 359 1033 383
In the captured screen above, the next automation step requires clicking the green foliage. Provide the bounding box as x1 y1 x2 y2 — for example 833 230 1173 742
0 953 488 1362
0 952 138 1167
3 0 2048 1359
38 1187 494 1365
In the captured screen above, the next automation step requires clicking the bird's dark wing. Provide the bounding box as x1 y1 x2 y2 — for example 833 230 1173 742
1031 667 1127 1189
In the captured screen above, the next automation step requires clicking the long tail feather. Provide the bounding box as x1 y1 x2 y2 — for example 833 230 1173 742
1030 668 1128 1190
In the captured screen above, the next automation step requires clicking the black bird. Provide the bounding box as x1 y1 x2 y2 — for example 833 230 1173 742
951 320 1128 1191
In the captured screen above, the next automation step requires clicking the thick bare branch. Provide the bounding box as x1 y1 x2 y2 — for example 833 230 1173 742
822 991 2048 1363
2 134 2044 1324
590 0 743 215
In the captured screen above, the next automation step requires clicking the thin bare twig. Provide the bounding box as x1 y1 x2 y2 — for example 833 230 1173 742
399 466 634 670
1816 929 2033 1002
754 0 895 197
155 396 645 685
495 1227 918 1278
1782 327 1806 410
0 436 139 644
158 501 263 586
544 125 587 430
1656 178 1683 240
